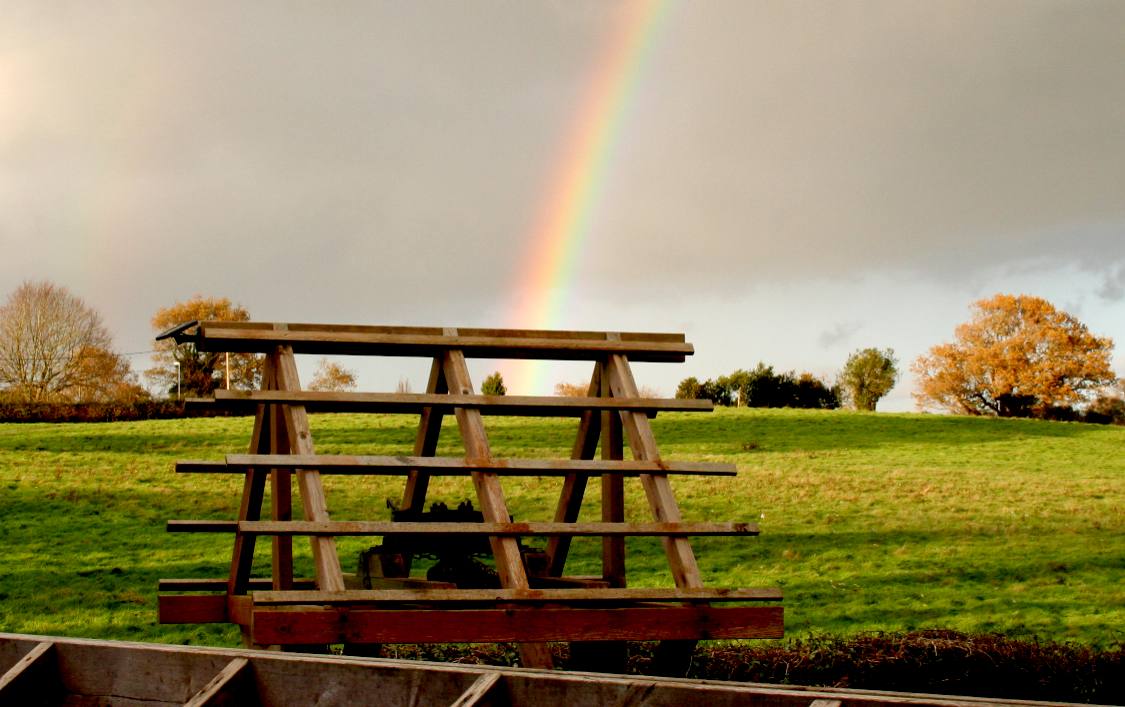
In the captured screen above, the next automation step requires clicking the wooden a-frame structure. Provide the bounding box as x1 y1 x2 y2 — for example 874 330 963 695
157 321 782 672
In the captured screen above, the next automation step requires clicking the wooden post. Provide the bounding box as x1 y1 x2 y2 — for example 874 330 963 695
273 345 345 592
400 357 448 515
604 352 701 675
544 363 602 576
441 329 553 670
267 351 295 591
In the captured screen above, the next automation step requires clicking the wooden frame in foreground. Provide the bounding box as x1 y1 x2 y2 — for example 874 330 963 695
156 321 783 673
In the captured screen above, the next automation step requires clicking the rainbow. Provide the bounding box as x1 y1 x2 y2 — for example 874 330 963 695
507 0 673 393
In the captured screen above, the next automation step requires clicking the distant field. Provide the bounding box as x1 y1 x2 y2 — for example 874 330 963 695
0 408 1121 649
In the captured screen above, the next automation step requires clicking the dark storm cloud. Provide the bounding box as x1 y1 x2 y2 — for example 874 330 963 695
2 0 1123 356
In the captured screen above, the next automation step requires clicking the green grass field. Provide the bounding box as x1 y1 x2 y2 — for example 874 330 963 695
0 408 1121 649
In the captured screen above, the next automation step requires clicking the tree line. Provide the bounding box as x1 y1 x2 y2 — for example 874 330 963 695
0 281 1120 423
674 349 899 411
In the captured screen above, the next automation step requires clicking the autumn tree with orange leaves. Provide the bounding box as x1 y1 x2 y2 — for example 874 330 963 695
913 294 1116 417
147 296 262 396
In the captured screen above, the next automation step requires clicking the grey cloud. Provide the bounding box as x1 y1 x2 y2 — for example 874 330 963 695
818 322 862 349
2 0 1124 356
1097 266 1125 303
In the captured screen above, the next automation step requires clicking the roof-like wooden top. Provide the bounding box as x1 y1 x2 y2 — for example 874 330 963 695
157 320 694 361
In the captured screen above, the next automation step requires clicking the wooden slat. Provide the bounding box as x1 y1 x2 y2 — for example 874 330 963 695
251 606 785 644
197 390 712 416
234 520 760 537
449 672 502 707
196 320 686 343
183 657 256 707
178 455 737 477
192 324 693 361
251 587 782 605
169 520 759 536
809 701 843 707
159 578 317 591
0 641 57 703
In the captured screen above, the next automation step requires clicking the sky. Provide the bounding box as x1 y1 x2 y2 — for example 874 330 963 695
2 0 1123 410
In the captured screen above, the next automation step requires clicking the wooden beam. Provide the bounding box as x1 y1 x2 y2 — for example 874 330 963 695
227 356 274 596
201 390 712 416
251 606 785 644
601 343 627 589
193 324 694 362
158 594 228 624
0 641 58 703
267 347 294 592
251 587 782 605
273 346 346 593
546 363 601 576
604 355 704 590
177 455 738 477
182 657 257 707
400 356 448 516
231 520 760 537
449 672 502 707
441 332 552 669
159 578 317 592
196 319 686 343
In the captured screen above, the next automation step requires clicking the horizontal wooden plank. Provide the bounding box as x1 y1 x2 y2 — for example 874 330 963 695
158 578 317 592
166 520 759 537
195 320 686 343
167 520 238 533
251 606 784 644
251 587 782 605
176 455 737 477
194 391 712 417
186 323 692 362
158 594 228 624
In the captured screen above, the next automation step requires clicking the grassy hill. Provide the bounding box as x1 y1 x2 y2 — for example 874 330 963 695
0 408 1121 649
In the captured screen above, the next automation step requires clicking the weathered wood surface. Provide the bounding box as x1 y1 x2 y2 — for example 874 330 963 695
251 606 785 644
250 587 782 605
193 390 712 416
0 640 58 704
177 322 695 361
182 657 255 707
177 454 737 476
0 633 1081 707
167 519 760 537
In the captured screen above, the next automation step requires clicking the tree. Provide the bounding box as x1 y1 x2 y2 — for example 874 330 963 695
481 371 506 396
555 381 588 396
308 358 357 392
675 377 703 400
839 348 899 411
67 346 149 403
0 281 136 402
147 296 262 397
913 294 1116 417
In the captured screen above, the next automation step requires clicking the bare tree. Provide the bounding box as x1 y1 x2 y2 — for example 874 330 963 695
0 281 126 402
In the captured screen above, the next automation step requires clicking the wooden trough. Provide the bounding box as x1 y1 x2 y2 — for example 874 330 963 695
0 633 1090 707
156 321 782 673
